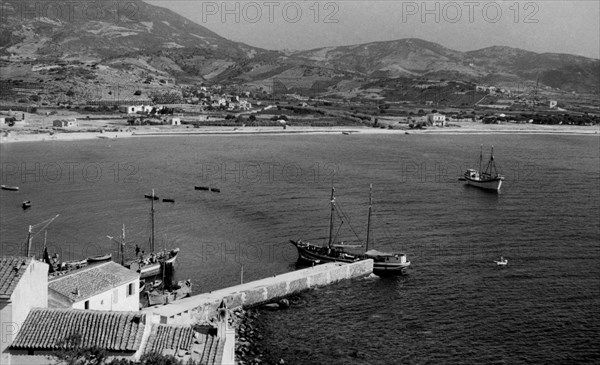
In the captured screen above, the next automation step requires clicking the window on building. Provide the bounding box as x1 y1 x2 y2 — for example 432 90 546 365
84 300 89 310
127 282 135 296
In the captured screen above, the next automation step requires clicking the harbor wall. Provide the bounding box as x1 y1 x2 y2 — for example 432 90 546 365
143 260 373 325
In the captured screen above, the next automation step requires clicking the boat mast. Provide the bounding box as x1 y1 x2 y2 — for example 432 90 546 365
479 145 483 174
366 184 372 252
121 224 125 266
327 186 335 248
151 189 155 252
26 225 32 257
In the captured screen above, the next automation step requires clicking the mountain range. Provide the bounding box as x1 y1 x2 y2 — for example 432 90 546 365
1 0 598 100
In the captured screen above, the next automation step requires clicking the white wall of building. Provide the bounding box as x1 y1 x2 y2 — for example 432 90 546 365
71 279 138 312
1 260 48 365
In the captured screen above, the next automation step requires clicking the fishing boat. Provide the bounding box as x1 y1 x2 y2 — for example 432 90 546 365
494 257 508 266
290 185 410 274
463 146 505 191
123 190 179 279
146 279 192 307
1 184 19 191
87 253 112 263
22 200 32 209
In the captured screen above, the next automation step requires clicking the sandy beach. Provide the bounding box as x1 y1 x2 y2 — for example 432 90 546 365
1 122 598 144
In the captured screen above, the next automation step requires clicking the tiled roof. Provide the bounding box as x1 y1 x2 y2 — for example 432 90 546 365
144 325 194 354
143 325 223 365
49 261 139 302
0 257 32 299
11 308 146 351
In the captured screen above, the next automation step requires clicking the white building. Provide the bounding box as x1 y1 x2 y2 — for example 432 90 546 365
119 105 153 114
427 113 446 126
0 257 49 365
48 261 139 311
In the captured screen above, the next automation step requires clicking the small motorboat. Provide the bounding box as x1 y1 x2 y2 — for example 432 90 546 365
162 198 175 203
342 131 350 135
1 184 19 191
87 253 112 263
22 200 31 209
210 187 221 193
144 193 159 200
194 186 210 191
494 257 508 266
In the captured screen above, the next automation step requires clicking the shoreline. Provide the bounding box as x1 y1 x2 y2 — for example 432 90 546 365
1 124 598 144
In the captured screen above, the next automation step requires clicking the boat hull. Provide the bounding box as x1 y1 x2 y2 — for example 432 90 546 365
127 249 179 279
291 240 409 274
464 176 503 191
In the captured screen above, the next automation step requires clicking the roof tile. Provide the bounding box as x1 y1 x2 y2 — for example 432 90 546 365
48 261 139 302
11 308 146 352
0 257 33 298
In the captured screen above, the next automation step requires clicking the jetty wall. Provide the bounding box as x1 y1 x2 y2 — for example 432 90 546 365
143 260 373 325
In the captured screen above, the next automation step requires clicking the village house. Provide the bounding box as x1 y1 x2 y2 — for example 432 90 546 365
168 117 181 125
427 113 446 126
118 105 154 114
0 257 49 365
52 119 78 128
48 261 139 311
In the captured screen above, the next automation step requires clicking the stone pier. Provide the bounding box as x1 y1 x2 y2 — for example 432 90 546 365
143 260 373 325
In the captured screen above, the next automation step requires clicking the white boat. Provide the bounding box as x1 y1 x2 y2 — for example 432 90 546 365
463 146 504 191
494 257 508 266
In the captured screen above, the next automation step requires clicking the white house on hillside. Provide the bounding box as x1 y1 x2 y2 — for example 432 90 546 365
427 113 446 126
0 257 49 365
48 261 139 311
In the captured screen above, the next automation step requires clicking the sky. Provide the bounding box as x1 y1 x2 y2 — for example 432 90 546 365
148 1 600 59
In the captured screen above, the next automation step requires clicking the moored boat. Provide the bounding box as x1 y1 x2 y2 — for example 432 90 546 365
144 193 160 200
290 184 410 274
162 198 175 203
22 200 31 209
1 184 19 191
146 279 192 307
87 253 112 263
463 146 504 191
124 189 179 279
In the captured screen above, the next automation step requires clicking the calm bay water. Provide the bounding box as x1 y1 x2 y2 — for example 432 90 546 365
1 133 599 364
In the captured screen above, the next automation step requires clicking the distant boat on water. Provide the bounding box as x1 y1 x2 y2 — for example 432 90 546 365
162 198 175 203
494 257 508 266
145 193 160 200
195 186 220 193
462 146 504 191
1 185 19 191
22 200 31 209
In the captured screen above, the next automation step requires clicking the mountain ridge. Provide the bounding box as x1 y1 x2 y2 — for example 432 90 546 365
1 0 598 96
